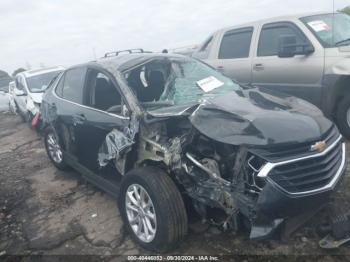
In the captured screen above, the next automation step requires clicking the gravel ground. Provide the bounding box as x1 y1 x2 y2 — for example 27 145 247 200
1 113 350 261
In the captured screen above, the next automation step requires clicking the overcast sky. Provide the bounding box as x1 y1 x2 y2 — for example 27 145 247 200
0 0 348 74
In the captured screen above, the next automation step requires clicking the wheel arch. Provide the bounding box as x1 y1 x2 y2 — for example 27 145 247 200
331 75 350 116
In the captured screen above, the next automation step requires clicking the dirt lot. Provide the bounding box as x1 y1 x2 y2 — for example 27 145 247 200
1 113 350 260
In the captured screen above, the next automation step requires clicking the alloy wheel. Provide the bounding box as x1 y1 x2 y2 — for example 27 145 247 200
125 184 157 243
46 133 63 163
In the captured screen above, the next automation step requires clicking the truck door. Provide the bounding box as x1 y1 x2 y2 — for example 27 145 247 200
251 22 324 107
215 27 254 84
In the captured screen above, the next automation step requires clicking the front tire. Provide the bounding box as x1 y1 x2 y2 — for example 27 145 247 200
44 127 68 170
119 167 188 252
336 96 350 139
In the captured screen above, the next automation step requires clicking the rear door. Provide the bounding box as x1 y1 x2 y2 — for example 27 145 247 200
51 66 87 162
251 21 324 106
215 27 254 84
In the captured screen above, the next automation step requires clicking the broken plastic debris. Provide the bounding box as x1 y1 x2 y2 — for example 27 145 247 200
97 129 133 167
91 214 97 218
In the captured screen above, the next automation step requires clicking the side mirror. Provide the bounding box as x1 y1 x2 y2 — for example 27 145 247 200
278 34 314 58
14 89 26 96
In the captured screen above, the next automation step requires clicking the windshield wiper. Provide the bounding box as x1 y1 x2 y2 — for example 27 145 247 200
335 38 350 47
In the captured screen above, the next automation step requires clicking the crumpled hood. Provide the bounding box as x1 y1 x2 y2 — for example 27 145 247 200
189 88 333 146
29 93 43 104
148 87 333 147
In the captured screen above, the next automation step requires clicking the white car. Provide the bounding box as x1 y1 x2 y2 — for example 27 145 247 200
13 66 64 122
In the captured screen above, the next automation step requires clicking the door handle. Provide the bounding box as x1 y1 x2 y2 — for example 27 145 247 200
217 66 224 72
253 63 264 71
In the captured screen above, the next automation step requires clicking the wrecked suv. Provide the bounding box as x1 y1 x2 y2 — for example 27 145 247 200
40 50 347 251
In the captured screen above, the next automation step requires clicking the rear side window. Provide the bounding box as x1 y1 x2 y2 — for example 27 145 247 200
218 27 253 59
60 67 86 104
257 23 307 56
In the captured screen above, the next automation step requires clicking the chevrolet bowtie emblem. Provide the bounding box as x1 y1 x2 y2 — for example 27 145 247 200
311 141 327 152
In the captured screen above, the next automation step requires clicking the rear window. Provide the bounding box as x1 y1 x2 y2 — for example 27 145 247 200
219 28 253 59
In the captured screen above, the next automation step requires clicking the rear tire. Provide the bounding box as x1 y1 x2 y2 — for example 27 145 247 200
119 167 188 252
44 127 68 170
336 96 350 139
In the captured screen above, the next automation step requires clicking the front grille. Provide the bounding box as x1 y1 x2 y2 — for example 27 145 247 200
268 138 344 193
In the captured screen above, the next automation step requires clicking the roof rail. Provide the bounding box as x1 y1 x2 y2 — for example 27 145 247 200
103 49 151 58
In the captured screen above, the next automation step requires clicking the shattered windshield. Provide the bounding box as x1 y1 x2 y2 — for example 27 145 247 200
125 57 240 108
161 59 239 104
301 13 350 47
26 70 62 93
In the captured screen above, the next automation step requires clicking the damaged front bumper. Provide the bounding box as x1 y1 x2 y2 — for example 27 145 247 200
250 141 347 239
184 136 346 240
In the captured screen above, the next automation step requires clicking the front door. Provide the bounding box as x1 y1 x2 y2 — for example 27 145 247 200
77 67 131 173
251 22 324 106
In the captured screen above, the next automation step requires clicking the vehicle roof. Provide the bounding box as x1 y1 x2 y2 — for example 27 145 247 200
90 52 188 72
21 66 65 78
218 11 337 32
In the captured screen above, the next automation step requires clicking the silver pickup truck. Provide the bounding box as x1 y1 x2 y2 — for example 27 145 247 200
192 12 350 137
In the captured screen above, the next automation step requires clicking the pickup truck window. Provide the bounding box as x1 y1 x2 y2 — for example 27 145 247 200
301 13 350 48
258 23 306 56
219 27 253 59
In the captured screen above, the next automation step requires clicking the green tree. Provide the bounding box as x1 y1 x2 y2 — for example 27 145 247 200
340 6 350 15
12 68 26 77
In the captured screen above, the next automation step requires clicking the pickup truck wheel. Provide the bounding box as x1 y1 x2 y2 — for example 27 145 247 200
119 167 187 252
44 127 68 170
336 96 350 139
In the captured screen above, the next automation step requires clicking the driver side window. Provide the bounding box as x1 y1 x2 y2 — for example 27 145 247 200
258 23 307 57
85 69 123 114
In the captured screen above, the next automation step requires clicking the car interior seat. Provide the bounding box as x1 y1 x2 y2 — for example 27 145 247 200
140 70 165 102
